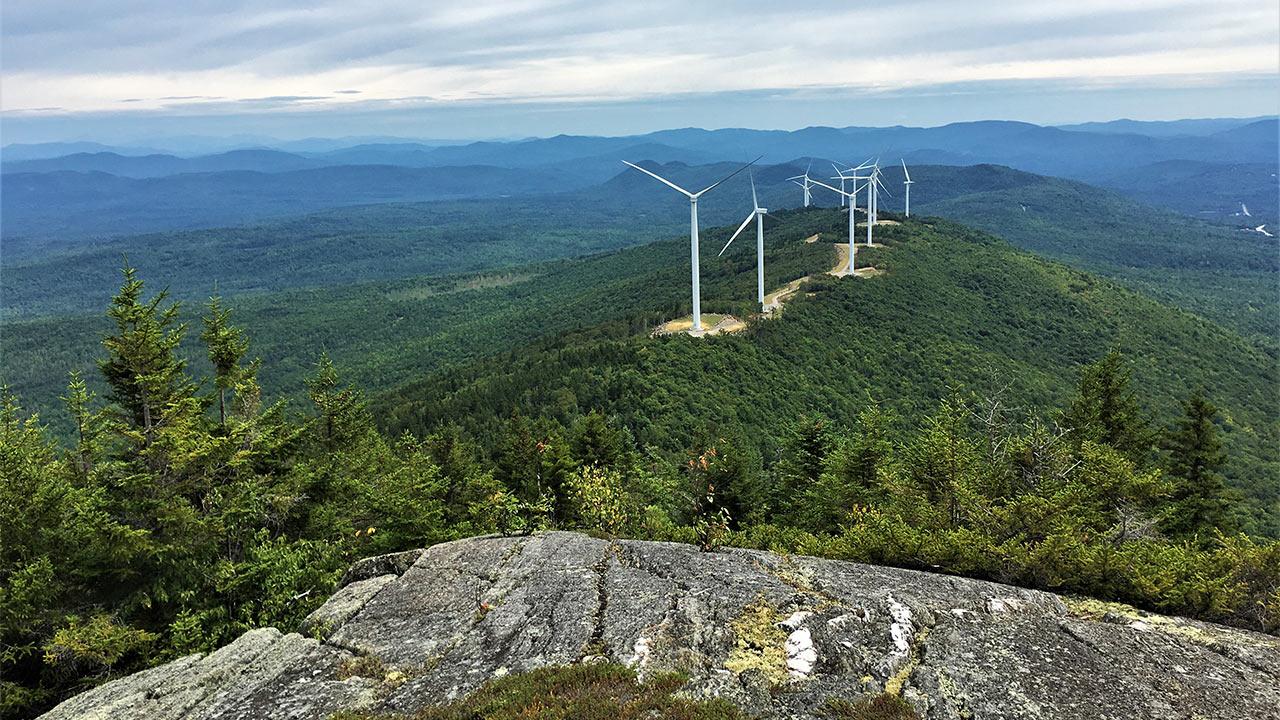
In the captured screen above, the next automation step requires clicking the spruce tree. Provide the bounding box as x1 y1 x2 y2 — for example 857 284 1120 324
1164 391 1231 537
200 295 249 426
98 264 193 438
1063 351 1152 461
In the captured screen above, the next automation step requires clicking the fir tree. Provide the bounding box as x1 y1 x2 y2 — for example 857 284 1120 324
1163 391 1231 537
200 295 249 427
98 264 193 439
1062 351 1152 461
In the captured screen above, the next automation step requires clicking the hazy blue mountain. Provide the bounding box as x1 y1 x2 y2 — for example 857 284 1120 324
1 141 168 161
1057 117 1274 137
13 119 1276 180
2 148 321 177
308 143 440 166
1099 159 1279 229
1 164 590 242
7 119 1275 249
1211 118 1280 143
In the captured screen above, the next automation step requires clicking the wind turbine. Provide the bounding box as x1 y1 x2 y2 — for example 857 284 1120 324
901 160 914 217
622 157 759 332
809 175 868 276
718 172 769 311
867 160 893 229
787 162 816 207
832 159 873 222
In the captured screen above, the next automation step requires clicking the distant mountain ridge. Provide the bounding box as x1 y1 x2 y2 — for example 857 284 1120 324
5 119 1274 245
9 118 1275 178
1056 116 1274 137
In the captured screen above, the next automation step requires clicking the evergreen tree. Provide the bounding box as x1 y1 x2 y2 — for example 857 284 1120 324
802 403 895 533
60 371 108 481
306 353 372 453
777 414 832 498
1163 391 1231 537
1062 351 1152 461
905 397 983 528
494 414 573 511
570 411 630 469
200 295 249 427
98 264 193 438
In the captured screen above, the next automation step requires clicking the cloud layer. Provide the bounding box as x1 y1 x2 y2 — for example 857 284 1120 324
4 0 1277 118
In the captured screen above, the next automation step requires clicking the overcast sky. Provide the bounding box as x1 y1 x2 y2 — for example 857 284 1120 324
3 0 1278 143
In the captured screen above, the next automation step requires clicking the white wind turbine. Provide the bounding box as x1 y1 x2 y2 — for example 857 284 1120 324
832 159 873 221
622 157 759 332
717 172 769 311
901 159 914 217
809 175 869 276
856 161 893 246
787 162 816 207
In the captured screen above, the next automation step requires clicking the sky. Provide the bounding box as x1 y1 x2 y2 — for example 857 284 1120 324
3 0 1278 145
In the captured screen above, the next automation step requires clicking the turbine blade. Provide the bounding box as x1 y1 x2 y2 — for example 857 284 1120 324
719 210 757 256
622 161 694 197
901 159 911 182
695 155 761 197
750 172 759 210
808 178 847 196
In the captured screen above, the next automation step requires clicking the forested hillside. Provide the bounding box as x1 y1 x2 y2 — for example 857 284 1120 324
7 201 1276 529
373 211 1278 535
912 166 1279 343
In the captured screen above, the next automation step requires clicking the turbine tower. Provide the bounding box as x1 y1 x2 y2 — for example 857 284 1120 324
718 172 769 311
901 160 914 217
809 176 868 276
622 158 759 332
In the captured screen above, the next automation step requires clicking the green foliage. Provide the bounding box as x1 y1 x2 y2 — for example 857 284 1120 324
331 662 746 720
200 295 250 425
42 614 156 680
1163 392 1232 538
565 465 633 535
98 263 193 434
377 212 1278 536
821 694 921 720
920 169 1279 344
1061 350 1153 462
0 269 497 718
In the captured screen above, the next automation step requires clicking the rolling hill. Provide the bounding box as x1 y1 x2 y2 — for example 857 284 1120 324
4 203 1277 537
8 160 1273 346
1098 160 1279 229
912 165 1279 344
0 163 590 243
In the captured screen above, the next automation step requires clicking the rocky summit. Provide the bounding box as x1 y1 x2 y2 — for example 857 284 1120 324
41 532 1280 720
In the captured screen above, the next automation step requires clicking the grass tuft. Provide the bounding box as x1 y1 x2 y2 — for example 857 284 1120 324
820 694 921 720
330 662 746 720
